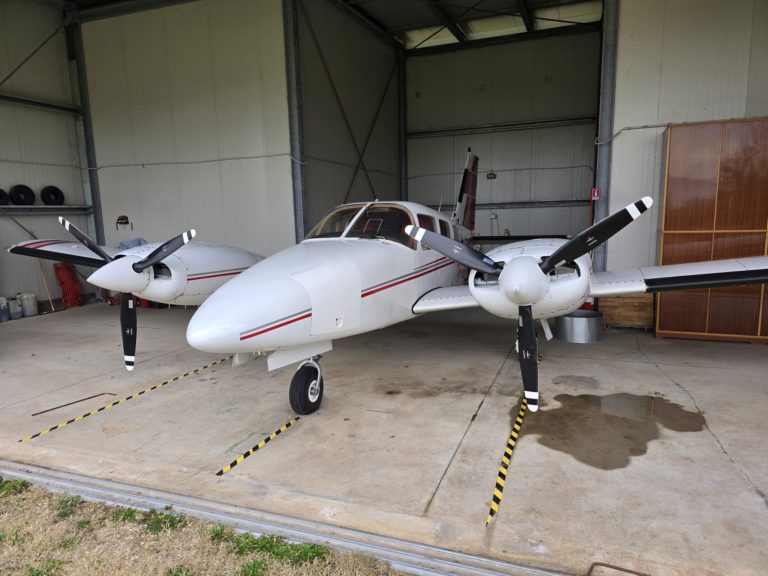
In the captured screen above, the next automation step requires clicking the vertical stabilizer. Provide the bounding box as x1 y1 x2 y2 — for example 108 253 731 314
450 149 479 231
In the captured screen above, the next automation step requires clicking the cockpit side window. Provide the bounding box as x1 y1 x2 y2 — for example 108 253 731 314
439 220 451 238
346 205 415 249
305 205 363 239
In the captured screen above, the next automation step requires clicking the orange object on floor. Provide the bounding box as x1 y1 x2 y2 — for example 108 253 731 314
53 263 81 308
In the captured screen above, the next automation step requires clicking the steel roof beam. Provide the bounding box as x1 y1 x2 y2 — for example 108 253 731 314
325 0 403 49
518 0 534 32
424 0 466 43
407 20 600 56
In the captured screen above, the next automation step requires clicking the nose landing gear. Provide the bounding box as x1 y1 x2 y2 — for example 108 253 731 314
289 357 323 415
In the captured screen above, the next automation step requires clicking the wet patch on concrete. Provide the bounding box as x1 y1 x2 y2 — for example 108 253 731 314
521 393 706 469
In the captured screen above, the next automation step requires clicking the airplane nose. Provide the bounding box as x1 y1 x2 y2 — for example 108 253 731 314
88 257 150 292
186 308 240 353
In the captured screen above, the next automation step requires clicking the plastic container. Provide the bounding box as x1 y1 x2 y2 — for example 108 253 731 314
0 296 9 322
8 297 22 320
18 292 39 317
556 310 603 343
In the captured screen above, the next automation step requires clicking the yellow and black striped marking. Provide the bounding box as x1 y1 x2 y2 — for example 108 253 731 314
19 356 232 443
216 418 299 476
486 397 528 526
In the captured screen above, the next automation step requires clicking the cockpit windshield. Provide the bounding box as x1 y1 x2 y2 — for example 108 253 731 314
305 203 415 249
305 204 363 239
345 205 415 248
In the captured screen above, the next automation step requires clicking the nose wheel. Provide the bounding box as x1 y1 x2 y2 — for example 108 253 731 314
289 358 324 415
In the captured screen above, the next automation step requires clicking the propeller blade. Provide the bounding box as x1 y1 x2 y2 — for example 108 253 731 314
539 197 653 274
132 229 196 273
517 305 538 412
120 293 137 371
404 225 501 275
58 216 112 263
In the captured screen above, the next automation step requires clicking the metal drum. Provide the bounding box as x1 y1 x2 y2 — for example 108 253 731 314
556 310 603 343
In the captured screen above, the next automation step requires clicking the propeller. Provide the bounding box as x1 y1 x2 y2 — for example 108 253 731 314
58 217 113 263
539 197 652 274
58 218 196 371
405 196 654 412
132 229 195 273
517 305 538 410
404 225 501 274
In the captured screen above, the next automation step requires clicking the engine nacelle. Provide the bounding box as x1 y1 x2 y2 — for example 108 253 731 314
468 240 592 320
135 254 188 302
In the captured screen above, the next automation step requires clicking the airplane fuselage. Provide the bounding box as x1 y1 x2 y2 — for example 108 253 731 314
187 202 467 366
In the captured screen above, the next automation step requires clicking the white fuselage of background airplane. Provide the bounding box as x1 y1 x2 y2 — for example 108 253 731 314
89 242 261 306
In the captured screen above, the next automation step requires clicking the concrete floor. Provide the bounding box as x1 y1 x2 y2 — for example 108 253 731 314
0 303 766 576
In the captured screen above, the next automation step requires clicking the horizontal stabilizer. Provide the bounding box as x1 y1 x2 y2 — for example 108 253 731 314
412 286 479 314
590 256 768 297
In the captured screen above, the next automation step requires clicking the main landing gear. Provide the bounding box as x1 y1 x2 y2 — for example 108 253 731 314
289 357 323 415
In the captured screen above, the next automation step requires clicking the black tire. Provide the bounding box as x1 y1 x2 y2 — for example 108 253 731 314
0 189 8 205
41 185 65 205
9 184 35 205
289 364 323 415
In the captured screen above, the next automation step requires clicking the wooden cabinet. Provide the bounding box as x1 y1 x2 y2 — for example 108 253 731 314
657 117 768 342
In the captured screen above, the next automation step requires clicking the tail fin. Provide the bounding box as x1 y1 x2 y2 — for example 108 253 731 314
450 148 479 231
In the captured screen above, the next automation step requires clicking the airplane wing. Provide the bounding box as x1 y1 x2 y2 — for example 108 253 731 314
412 285 479 313
8 239 118 268
590 256 768 297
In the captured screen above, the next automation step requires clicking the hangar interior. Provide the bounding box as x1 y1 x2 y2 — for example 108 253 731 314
1 0 768 575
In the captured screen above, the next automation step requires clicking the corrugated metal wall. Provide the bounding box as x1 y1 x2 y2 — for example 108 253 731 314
82 0 294 256
299 0 400 230
406 32 601 237
608 0 768 270
0 0 87 303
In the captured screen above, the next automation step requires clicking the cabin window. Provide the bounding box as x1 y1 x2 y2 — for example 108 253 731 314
346 205 415 249
306 204 364 239
439 220 451 238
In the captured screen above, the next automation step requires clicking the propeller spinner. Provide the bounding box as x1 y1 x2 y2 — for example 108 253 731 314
405 196 653 412
58 218 196 371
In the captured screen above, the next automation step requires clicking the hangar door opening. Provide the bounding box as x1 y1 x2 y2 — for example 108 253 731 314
406 29 601 238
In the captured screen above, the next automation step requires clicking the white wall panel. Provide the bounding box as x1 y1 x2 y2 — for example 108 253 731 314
83 0 293 257
608 0 768 270
407 32 600 131
746 0 768 116
299 0 400 228
408 123 596 237
406 32 599 238
0 0 86 301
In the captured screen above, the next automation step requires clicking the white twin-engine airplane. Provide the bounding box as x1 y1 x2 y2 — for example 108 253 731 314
186 151 768 415
8 218 261 370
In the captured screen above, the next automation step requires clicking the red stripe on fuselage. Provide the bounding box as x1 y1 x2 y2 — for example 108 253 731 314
239 312 312 341
414 256 448 270
361 261 455 298
188 270 244 281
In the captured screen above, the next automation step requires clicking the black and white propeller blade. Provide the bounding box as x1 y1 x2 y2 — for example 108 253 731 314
58 217 113 263
120 293 137 371
539 197 652 274
132 229 195 273
517 305 539 411
404 225 501 274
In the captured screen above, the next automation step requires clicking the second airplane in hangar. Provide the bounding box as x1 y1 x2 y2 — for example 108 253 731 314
186 151 768 415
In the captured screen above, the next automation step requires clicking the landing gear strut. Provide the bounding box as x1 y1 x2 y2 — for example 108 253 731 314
289 358 323 415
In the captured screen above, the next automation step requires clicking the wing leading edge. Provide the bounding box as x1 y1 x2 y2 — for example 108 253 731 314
590 256 768 297
412 285 479 313
8 239 117 268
